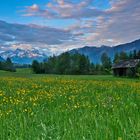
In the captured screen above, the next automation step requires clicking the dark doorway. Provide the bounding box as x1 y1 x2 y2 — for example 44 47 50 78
113 68 127 76
118 68 126 76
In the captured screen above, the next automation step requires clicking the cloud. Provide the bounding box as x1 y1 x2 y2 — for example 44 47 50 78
64 0 140 46
11 44 33 50
1 0 140 55
23 0 105 19
28 4 39 12
0 20 78 55
0 20 74 46
23 0 140 46
93 0 140 44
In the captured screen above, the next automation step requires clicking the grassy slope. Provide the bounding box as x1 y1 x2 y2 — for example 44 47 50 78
0 69 139 140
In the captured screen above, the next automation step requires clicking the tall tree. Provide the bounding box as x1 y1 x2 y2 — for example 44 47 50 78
113 52 120 64
78 54 90 74
129 51 133 59
56 52 71 74
119 51 128 60
5 57 15 72
133 50 137 59
32 60 41 74
101 52 112 71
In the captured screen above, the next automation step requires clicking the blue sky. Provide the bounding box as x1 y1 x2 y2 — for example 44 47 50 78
0 0 110 26
0 0 140 54
0 0 47 24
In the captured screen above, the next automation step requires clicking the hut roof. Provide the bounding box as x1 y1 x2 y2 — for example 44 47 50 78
112 59 140 69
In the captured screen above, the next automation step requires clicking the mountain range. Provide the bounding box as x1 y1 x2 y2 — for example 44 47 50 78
0 39 140 64
0 48 47 64
69 39 140 63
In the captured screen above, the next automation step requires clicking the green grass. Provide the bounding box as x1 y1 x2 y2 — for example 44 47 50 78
0 70 140 140
16 68 32 74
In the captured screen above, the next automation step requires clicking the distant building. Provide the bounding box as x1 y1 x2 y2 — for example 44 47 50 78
112 59 140 77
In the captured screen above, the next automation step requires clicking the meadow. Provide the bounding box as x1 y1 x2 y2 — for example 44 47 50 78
0 69 140 140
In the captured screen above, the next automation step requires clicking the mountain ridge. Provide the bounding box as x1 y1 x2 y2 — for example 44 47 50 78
69 39 140 63
0 39 140 64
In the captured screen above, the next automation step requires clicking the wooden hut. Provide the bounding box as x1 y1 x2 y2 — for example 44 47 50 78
112 59 140 77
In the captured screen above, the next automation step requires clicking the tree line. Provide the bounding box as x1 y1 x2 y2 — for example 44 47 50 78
32 53 91 74
113 50 140 63
0 58 16 72
0 49 139 74
32 50 140 75
31 52 111 75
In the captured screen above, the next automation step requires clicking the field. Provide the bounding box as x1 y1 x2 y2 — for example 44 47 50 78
0 69 140 140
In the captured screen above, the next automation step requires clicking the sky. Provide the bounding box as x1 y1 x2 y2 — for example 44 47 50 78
0 0 140 55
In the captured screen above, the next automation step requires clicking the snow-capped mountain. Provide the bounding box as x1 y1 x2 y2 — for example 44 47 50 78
0 48 47 64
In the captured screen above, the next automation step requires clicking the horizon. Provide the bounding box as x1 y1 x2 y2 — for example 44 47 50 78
0 0 140 55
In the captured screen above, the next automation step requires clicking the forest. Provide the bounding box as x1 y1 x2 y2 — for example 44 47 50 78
0 58 16 72
32 50 140 75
